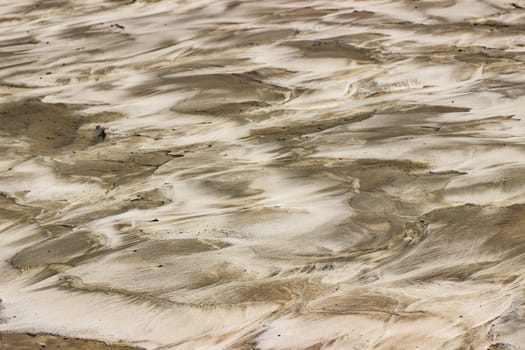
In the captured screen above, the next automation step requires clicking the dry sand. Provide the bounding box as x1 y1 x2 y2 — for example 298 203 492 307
1 0 525 349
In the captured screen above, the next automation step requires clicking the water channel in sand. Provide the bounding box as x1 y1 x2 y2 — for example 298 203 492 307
2 0 525 349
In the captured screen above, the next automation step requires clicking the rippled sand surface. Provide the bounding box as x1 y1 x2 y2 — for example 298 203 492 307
1 1 525 349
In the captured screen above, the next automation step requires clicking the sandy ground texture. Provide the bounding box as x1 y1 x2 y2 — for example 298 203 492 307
1 0 525 349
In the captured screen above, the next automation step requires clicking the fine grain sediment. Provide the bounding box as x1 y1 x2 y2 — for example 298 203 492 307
1 0 525 349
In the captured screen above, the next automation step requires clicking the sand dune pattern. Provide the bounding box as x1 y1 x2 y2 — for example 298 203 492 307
1 0 525 349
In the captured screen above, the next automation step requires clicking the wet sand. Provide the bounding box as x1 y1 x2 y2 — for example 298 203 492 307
1 0 525 349
0 332 142 350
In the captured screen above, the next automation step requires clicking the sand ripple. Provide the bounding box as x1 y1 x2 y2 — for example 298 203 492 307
1 0 525 349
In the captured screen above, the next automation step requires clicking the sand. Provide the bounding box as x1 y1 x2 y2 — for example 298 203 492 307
0 332 142 350
1 0 525 349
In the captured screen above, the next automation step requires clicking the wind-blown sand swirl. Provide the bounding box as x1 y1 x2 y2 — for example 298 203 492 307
1 0 525 349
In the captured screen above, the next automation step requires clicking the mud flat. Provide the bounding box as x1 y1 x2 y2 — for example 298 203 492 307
2 0 525 349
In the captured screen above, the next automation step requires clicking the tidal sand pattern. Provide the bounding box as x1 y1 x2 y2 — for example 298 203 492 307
1 1 525 349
